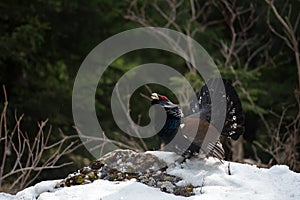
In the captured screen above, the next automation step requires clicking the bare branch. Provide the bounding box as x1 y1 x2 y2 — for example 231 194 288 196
0 87 82 193
115 83 149 151
265 0 300 88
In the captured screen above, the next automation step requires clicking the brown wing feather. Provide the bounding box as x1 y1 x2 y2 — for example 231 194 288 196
181 117 224 160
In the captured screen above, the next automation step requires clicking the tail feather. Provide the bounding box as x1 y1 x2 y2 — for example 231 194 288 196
220 79 245 140
192 78 245 140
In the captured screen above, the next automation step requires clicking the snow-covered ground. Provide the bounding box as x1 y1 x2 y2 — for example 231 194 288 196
1 151 300 200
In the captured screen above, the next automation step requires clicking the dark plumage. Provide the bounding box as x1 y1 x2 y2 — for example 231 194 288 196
151 79 245 161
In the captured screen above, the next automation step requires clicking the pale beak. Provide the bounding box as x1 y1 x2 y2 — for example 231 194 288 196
151 93 159 100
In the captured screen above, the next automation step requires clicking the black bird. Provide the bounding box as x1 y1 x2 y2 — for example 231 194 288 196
151 79 245 161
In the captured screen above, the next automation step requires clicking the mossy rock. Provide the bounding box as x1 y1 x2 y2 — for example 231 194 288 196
98 150 167 174
55 150 198 197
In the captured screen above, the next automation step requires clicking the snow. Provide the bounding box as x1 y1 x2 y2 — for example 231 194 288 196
0 180 59 200
1 151 300 200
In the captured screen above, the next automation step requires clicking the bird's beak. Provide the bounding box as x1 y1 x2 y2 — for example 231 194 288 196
151 93 159 100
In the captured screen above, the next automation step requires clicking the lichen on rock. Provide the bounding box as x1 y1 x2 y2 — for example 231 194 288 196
97 149 168 173
55 149 199 197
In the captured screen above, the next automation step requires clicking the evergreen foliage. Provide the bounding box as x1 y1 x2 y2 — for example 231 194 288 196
0 0 299 191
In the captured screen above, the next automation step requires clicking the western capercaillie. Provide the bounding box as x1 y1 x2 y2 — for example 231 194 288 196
151 79 244 161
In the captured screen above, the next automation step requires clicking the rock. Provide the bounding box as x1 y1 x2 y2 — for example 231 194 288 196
157 181 175 193
55 149 197 197
98 149 167 173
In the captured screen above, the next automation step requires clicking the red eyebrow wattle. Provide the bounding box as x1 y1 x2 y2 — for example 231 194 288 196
161 96 167 100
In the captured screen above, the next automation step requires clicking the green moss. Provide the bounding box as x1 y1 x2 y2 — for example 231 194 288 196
55 158 196 197
173 185 195 197
75 175 85 184
87 172 98 181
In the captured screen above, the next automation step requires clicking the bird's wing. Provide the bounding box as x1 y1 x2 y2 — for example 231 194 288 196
180 117 210 144
180 118 223 157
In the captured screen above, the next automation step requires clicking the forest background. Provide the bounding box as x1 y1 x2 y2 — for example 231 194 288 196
0 0 299 193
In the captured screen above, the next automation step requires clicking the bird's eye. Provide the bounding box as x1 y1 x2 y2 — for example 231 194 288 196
161 96 167 101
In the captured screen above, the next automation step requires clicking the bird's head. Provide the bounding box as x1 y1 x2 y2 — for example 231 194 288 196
150 93 183 118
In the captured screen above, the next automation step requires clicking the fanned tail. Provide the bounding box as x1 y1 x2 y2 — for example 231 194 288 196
221 79 245 140
192 78 245 140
